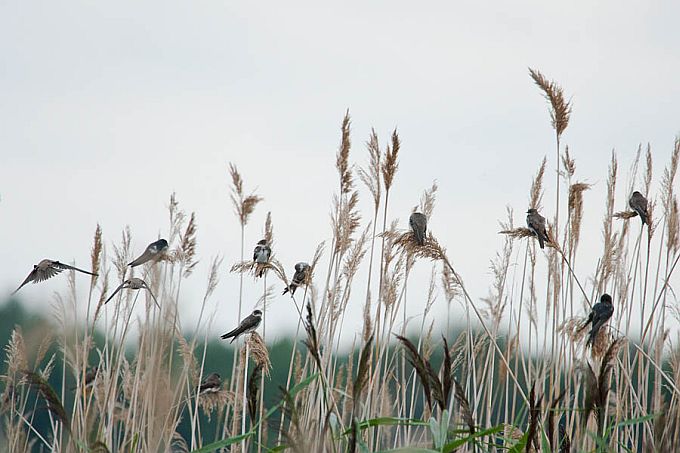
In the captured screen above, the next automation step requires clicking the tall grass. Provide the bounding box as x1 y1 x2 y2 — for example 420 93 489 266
2 71 680 452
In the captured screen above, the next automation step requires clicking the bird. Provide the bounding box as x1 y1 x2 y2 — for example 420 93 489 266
198 372 222 394
252 240 272 277
283 262 311 295
526 208 550 249
104 277 159 307
71 366 99 390
220 310 262 343
409 212 427 246
629 191 649 225
13 259 97 295
128 239 169 267
582 293 614 346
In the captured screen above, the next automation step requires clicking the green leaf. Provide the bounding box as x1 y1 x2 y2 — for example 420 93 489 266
256 373 320 431
612 413 657 430
191 432 254 453
342 417 429 436
374 449 440 453
442 425 505 451
506 429 529 453
429 416 442 449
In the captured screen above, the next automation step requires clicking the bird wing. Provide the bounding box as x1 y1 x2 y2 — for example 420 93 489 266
12 268 39 295
143 284 160 308
410 214 427 245
221 314 259 341
128 249 153 267
630 194 649 223
220 324 245 340
104 281 127 304
576 311 593 333
527 214 548 247
34 265 63 283
53 261 97 276
252 245 262 261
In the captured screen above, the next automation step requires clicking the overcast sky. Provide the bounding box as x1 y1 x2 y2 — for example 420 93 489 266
1 1 679 345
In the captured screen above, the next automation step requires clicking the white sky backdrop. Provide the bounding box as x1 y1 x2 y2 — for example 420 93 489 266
1 1 679 346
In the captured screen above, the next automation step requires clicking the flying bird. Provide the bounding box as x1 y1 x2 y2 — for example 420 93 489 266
220 310 262 343
582 293 614 346
128 239 169 267
629 191 649 225
13 259 97 295
104 277 159 307
199 372 222 394
526 208 549 249
409 212 427 246
253 240 272 278
283 262 311 295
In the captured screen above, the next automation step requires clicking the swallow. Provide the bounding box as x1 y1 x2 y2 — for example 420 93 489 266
128 239 169 267
220 309 262 343
409 212 427 246
629 191 649 225
253 240 271 277
13 259 97 295
526 208 549 249
582 293 614 346
199 372 222 394
71 366 99 390
104 277 159 307
283 262 311 295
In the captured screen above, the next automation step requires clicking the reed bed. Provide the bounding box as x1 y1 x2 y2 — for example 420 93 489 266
2 70 680 452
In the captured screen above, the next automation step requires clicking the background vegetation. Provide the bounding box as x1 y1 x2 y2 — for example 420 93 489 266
1 69 679 452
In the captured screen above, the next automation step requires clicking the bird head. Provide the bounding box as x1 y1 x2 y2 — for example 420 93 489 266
632 191 642 197
257 239 267 245
295 262 310 271
157 239 169 249
600 293 612 304
253 309 263 317
526 208 537 214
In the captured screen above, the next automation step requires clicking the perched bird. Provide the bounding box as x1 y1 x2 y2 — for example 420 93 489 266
629 191 649 225
253 240 272 278
220 309 262 343
526 208 550 249
13 259 97 295
71 366 99 390
582 294 614 346
128 239 169 267
104 277 159 307
199 372 222 394
409 212 428 246
283 262 311 295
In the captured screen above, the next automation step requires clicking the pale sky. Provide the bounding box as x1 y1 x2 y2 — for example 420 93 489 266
1 1 679 345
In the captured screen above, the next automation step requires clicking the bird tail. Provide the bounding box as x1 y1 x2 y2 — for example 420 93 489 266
220 328 238 341
537 234 545 249
283 284 297 296
128 252 150 267
72 266 97 276
586 332 595 347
